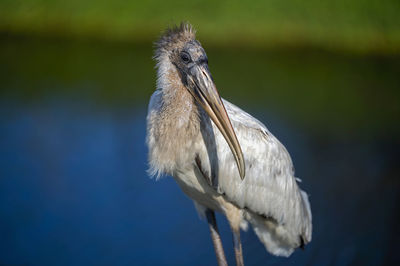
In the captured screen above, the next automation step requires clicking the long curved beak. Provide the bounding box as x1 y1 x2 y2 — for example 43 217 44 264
187 64 245 180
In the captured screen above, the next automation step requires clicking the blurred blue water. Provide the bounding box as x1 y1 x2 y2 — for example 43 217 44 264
1 36 399 265
0 99 398 265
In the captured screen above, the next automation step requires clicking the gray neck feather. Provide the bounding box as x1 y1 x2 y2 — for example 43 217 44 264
150 55 200 175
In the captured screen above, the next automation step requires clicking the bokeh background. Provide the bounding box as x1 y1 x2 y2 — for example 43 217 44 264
1 1 399 265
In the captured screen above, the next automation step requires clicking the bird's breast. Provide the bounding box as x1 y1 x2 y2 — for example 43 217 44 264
146 88 201 177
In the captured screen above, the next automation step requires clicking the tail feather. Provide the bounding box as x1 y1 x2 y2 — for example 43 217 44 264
244 211 297 257
300 190 312 243
244 190 312 257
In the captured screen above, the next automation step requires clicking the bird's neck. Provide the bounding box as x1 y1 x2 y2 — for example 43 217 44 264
157 60 199 127
150 60 201 176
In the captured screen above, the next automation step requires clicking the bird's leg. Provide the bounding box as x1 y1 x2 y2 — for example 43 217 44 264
231 226 244 266
206 209 228 266
225 206 244 266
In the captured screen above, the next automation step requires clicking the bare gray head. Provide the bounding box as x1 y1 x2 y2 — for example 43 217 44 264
154 23 246 179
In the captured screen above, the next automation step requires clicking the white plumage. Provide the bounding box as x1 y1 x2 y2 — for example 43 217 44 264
146 23 312 264
148 92 312 256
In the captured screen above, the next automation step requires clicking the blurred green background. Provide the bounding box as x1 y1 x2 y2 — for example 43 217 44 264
0 1 399 265
1 0 399 134
1 0 400 53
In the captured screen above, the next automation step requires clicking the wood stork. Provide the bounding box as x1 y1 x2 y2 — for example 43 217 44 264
146 23 312 266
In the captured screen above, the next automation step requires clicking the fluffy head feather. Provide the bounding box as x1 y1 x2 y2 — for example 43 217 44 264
154 22 197 63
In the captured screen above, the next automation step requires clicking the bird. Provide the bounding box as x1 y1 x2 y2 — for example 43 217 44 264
146 23 312 266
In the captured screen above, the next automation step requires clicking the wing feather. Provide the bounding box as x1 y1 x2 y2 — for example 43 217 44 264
203 98 312 244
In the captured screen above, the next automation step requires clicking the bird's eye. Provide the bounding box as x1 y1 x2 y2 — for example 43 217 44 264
180 52 191 63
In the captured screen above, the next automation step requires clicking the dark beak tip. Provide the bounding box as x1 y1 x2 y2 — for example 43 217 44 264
240 168 245 180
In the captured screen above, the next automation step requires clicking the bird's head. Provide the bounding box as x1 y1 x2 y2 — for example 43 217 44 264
154 23 245 180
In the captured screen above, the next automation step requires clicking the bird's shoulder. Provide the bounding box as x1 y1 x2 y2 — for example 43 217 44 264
222 98 293 168
222 98 271 136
